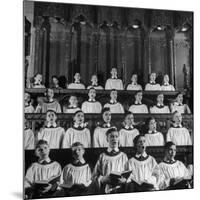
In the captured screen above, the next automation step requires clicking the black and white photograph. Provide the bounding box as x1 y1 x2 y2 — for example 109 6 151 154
23 0 193 199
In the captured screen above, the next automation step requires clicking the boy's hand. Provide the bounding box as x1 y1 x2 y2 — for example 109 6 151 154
169 178 176 186
40 184 52 194
101 175 110 184
118 177 127 184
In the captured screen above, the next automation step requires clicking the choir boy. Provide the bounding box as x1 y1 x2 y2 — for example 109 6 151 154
87 74 104 90
25 92 34 113
81 88 102 113
37 110 65 149
93 127 128 194
62 110 91 148
166 111 192 145
51 76 62 89
145 72 161 91
68 73 86 89
128 91 148 113
63 95 81 113
24 140 62 199
144 117 164 146
93 107 113 148
126 74 143 91
161 74 175 91
150 93 170 113
105 68 123 90
119 112 139 147
104 89 124 113
24 120 35 150
32 73 45 88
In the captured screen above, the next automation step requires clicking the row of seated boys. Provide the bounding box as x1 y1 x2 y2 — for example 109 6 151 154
24 109 192 150
24 131 193 199
25 88 191 114
28 69 176 91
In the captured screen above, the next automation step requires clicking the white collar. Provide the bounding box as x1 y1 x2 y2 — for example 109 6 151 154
173 123 182 128
124 125 134 129
110 100 117 104
164 82 169 86
131 82 137 85
148 130 157 134
73 158 85 164
107 147 119 153
46 122 57 128
68 104 78 108
135 152 147 158
157 103 164 107
88 98 96 102
38 157 51 164
74 123 85 128
74 80 80 84
135 101 142 105
175 102 183 106
103 122 111 128
150 81 156 84
91 82 98 86
111 75 118 79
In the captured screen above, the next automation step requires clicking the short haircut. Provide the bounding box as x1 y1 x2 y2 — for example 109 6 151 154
101 107 111 115
133 135 144 147
146 116 156 126
106 127 118 137
71 142 84 149
36 140 49 149
88 87 96 92
46 109 57 116
176 92 184 98
52 75 59 80
124 111 133 117
164 141 176 150
74 110 84 116
134 90 142 96
111 89 117 92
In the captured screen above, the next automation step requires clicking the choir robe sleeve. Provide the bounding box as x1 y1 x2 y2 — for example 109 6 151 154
185 104 191 114
93 127 100 148
119 80 124 90
24 129 35 150
62 129 71 148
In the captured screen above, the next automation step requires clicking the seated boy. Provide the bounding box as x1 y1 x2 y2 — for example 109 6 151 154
63 95 81 113
105 68 123 90
37 110 65 149
36 88 62 113
58 142 92 196
150 93 170 113
126 74 143 91
24 92 34 113
24 140 62 199
104 89 124 113
87 74 104 90
161 74 175 91
93 127 129 194
24 120 35 150
68 73 85 89
93 107 113 148
81 88 102 113
32 73 46 88
128 91 148 113
166 111 192 146
145 72 161 91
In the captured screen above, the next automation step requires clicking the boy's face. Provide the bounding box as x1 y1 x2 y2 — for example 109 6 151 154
110 90 117 100
35 144 50 160
91 75 98 83
52 77 59 85
164 75 169 83
176 94 183 103
69 96 78 105
35 74 42 83
72 145 85 160
88 89 96 99
25 93 30 103
103 111 111 123
173 112 182 124
47 89 54 99
148 119 157 131
107 131 119 148
125 114 134 126
111 68 117 77
157 94 164 104
74 73 81 81
166 145 176 160
131 74 137 83
136 136 146 154
135 92 142 102
46 111 57 123
74 112 84 124
150 73 156 81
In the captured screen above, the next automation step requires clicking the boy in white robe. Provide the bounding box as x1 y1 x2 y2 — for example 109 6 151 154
145 72 161 91
24 92 34 113
126 74 143 91
68 73 85 89
129 91 148 113
63 95 81 114
93 107 113 148
93 128 129 194
36 88 62 113
159 142 193 190
81 88 102 113
126 135 160 191
119 112 139 147
51 75 62 89
25 140 62 199
161 74 175 91
104 89 124 113
105 68 123 90
24 120 35 150
87 74 104 90
32 73 46 88
62 110 91 148
166 111 192 146
58 142 92 196
170 92 191 114
144 117 164 146
150 93 170 113
37 110 65 149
